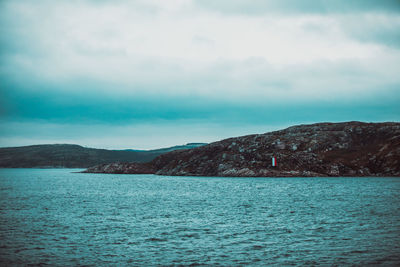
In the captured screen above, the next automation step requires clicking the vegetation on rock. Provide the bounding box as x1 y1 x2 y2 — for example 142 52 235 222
0 143 205 168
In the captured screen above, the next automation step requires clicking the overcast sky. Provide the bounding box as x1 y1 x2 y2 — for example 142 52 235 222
1 0 399 149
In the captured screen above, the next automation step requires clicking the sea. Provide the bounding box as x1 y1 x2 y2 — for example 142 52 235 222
0 168 399 266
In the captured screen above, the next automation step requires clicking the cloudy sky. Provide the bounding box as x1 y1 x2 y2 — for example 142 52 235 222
1 0 399 149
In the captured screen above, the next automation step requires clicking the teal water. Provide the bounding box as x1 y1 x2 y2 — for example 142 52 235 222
0 169 400 266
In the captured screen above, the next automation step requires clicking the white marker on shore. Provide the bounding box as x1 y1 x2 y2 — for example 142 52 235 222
272 157 277 167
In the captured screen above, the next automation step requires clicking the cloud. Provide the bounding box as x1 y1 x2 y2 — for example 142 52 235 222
340 14 400 48
194 0 400 15
0 0 399 148
2 51 399 110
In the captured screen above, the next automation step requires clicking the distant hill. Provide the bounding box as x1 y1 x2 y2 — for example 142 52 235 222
0 143 206 168
84 122 400 177
130 143 208 153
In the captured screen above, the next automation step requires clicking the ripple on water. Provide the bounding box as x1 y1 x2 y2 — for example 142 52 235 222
0 170 400 266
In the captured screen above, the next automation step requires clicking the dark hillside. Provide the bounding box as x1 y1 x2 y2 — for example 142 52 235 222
84 122 400 177
0 143 205 168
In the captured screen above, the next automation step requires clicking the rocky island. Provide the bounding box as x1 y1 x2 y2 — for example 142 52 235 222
83 121 400 177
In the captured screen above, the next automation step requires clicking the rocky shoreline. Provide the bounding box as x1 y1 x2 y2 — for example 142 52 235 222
83 121 400 177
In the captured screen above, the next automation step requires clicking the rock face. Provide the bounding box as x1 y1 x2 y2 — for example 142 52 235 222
84 122 400 177
83 162 155 174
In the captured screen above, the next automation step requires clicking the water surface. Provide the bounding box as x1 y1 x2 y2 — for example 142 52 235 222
1 169 399 266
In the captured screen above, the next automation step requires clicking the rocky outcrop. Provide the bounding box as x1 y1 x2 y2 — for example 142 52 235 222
84 122 400 177
83 162 155 174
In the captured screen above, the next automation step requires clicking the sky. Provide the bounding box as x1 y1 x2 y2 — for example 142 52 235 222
1 0 399 149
